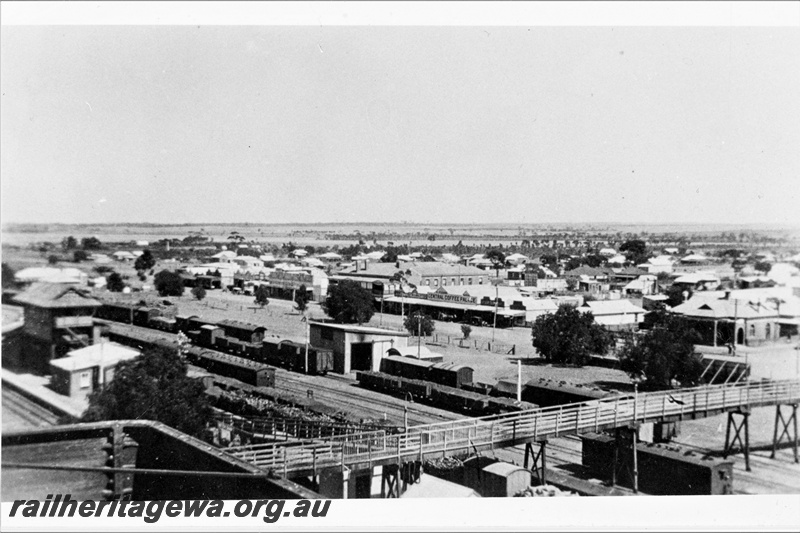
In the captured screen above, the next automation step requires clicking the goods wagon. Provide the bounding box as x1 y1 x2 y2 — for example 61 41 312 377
186 348 276 388
217 319 267 344
428 362 474 389
492 377 611 407
355 371 537 416
581 432 733 495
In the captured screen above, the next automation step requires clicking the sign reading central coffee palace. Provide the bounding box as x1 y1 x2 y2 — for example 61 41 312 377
400 290 478 305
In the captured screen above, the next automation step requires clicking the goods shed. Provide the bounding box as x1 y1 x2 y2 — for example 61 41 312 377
309 321 410 374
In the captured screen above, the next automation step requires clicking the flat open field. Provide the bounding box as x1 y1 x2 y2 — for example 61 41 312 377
4 222 799 248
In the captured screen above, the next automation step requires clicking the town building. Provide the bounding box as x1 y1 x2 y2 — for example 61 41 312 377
349 261 489 289
263 267 329 302
579 299 647 330
671 288 800 346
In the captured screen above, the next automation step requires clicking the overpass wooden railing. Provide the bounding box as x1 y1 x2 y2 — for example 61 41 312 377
228 378 800 476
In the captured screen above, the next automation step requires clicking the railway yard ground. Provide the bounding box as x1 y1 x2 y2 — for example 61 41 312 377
4 274 800 496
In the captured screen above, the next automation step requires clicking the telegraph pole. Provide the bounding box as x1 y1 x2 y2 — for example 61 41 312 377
492 282 499 343
417 313 422 359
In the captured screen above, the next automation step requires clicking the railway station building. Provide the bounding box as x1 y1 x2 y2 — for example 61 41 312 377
308 321 409 374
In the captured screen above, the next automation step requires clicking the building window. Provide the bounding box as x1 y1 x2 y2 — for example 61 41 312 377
424 280 430 286
79 371 91 389
460 278 464 285
468 278 472 285
749 324 755 337
451 278 456 285
765 323 771 338
478 278 484 285
433 279 438 287
442 279 447 287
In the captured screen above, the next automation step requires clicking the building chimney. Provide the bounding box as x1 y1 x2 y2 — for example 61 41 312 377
724 290 731 300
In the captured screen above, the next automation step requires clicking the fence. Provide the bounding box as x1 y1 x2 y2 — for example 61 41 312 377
423 334 516 355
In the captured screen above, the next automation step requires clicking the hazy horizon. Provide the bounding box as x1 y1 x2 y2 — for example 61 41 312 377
2 25 798 226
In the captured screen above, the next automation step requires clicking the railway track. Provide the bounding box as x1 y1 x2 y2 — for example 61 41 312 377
278 372 458 427
102 320 460 426
2 388 62 429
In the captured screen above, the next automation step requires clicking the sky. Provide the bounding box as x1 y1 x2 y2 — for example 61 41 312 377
2 19 799 226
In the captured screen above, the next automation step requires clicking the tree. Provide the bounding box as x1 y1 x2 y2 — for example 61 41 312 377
62 236 78 251
134 250 156 272
254 285 270 307
191 285 207 301
154 270 184 297
617 309 704 391
531 304 613 366
620 239 648 265
619 239 647 256
82 345 212 438
754 261 772 273
295 284 310 313
47 254 59 265
106 272 125 292
486 249 506 277
665 284 690 307
73 250 88 263
461 324 472 340
404 312 435 337
539 254 558 271
323 280 375 324
81 236 103 250
228 231 245 245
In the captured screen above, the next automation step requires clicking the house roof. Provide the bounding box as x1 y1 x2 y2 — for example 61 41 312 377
681 254 708 263
565 265 606 277
648 255 674 266
14 267 88 283
580 300 646 316
673 272 720 284
671 298 777 320
13 283 101 309
50 342 140 372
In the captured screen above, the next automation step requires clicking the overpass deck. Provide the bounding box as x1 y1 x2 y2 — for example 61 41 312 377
228 379 800 476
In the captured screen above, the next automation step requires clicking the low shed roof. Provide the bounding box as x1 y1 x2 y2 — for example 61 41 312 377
50 342 140 372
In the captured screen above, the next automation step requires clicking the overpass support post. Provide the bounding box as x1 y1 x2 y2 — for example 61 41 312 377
771 404 798 463
380 464 401 498
724 408 751 472
611 427 637 490
523 440 548 486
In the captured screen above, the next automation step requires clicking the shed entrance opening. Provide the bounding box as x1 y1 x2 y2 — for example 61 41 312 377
351 342 373 372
